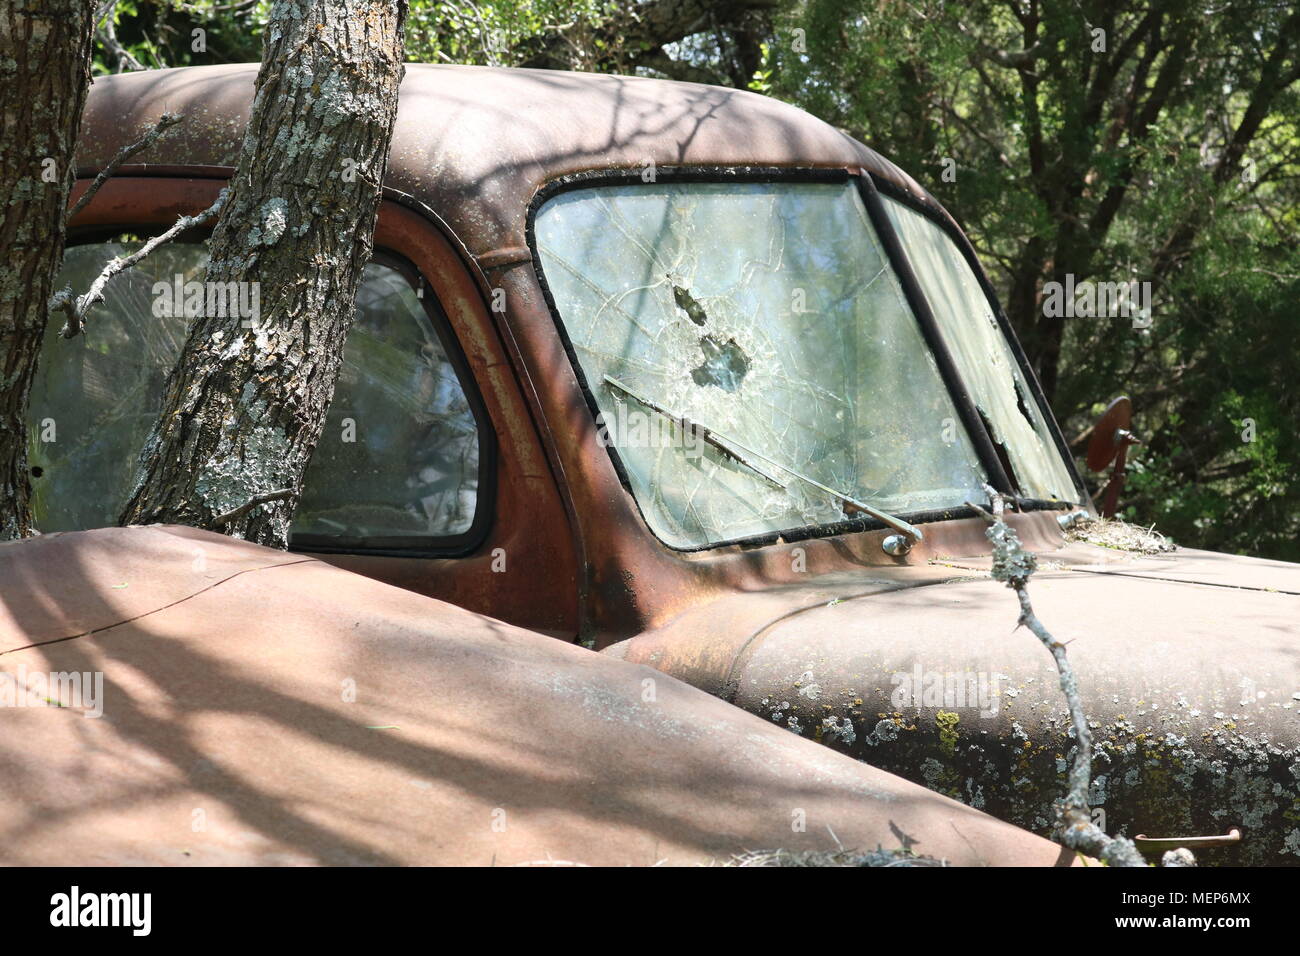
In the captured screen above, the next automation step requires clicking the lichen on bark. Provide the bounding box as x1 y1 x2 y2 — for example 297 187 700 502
119 0 409 548
0 0 96 539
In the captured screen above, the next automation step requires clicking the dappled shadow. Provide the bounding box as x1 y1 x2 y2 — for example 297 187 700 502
76 63 869 259
0 527 1061 866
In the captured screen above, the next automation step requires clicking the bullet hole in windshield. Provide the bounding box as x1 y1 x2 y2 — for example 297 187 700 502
692 334 751 392
534 181 995 548
670 281 751 392
672 282 709 326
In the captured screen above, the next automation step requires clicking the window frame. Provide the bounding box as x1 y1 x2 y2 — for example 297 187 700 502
525 166 1083 554
50 230 497 558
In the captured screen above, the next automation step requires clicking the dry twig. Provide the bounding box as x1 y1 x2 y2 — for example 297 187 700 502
50 189 227 338
210 489 294 528
68 112 185 224
967 485 1152 867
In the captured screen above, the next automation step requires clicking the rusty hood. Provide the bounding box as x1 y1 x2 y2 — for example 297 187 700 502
607 542 1300 864
0 525 1075 866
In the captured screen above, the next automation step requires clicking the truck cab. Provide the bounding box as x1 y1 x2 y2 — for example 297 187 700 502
36 64 1300 863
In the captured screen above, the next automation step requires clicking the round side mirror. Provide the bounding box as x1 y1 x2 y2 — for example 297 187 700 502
1086 396 1141 517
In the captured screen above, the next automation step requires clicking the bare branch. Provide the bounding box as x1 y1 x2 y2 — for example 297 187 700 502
446 0 499 67
952 18 1042 68
50 189 227 338
175 0 260 13
97 1 146 72
633 48 725 86
210 489 294 528
68 112 184 224
966 487 1151 867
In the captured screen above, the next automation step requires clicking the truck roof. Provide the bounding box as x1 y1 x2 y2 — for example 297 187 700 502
76 63 944 258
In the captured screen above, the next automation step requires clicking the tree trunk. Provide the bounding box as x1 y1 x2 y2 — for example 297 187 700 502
0 0 96 540
120 0 407 549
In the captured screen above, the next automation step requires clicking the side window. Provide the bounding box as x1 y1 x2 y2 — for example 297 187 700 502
29 239 485 550
295 259 481 546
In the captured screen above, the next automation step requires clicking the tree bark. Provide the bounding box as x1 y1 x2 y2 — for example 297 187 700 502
119 0 407 548
0 0 96 539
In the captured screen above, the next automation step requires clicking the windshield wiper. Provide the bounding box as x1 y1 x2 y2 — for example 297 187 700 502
602 375 924 546
603 375 789 489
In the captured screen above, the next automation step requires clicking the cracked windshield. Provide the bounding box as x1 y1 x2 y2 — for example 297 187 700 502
534 179 990 549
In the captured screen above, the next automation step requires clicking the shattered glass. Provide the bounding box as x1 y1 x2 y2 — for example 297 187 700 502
28 244 479 542
881 198 1078 501
534 181 989 549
